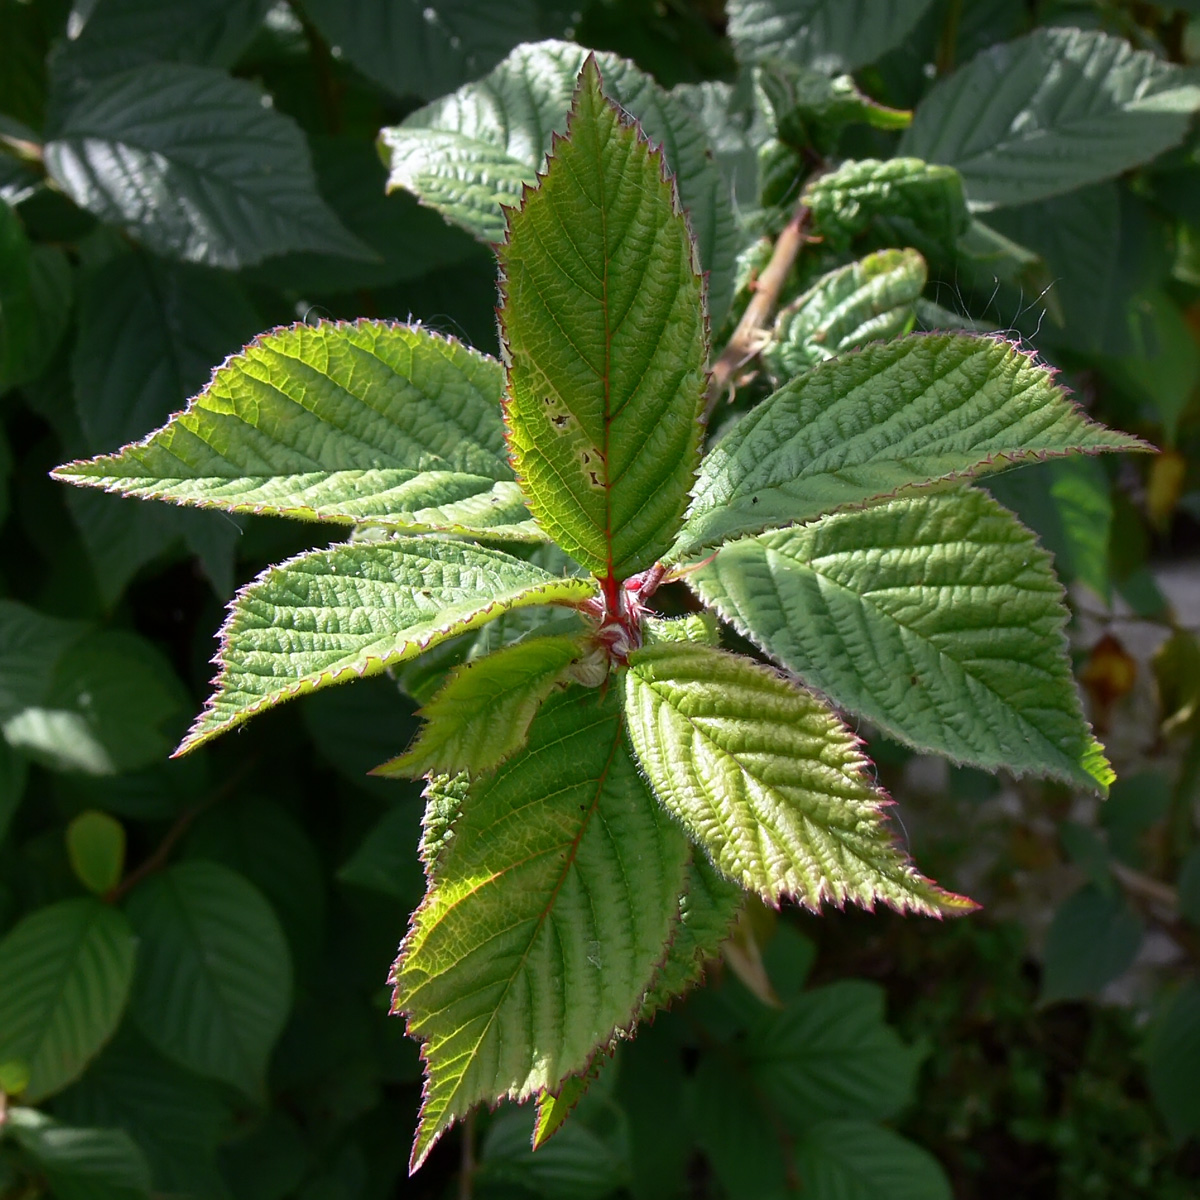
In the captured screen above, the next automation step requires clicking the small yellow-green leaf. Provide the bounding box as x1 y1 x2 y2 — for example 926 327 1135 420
66 810 126 895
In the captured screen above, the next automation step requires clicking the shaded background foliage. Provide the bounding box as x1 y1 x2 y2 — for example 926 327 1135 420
0 0 1199 1197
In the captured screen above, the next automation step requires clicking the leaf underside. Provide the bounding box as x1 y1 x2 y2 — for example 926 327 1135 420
623 641 974 914
394 685 690 1172
499 58 707 581
54 320 544 541
178 539 596 753
691 487 1112 792
671 332 1145 558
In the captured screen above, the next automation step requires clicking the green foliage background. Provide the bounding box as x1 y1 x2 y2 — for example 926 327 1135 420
1 0 1199 1197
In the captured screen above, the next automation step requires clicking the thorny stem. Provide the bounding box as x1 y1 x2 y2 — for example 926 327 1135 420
704 197 813 419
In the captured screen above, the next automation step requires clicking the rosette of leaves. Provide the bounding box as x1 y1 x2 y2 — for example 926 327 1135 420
53 59 1144 1170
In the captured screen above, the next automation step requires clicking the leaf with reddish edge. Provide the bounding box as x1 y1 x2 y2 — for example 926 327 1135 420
498 56 707 598
393 685 690 1172
175 538 596 754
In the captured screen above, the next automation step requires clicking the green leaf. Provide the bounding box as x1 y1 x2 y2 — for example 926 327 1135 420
1040 885 1143 1004
66 811 126 896
671 333 1145 557
379 40 737 324
623 642 973 914
748 981 921 1126
56 320 543 540
0 600 86 725
337 802 425 907
532 1060 606 1151
690 488 1114 793
71 252 261 454
373 634 582 778
499 58 707 580
5 631 189 775
640 857 742 1018
0 738 26 847
794 1120 952 1200
1146 979 1200 1141
6 1108 152 1200
762 248 926 379
802 157 969 257
0 899 137 1103
0 199 34 386
728 0 937 73
302 0 540 101
178 538 596 753
901 27 1200 210
393 685 690 1171
43 64 370 268
126 861 292 1099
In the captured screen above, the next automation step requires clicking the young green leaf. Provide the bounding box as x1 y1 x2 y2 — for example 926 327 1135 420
373 633 582 778
623 642 974 914
532 1059 606 1151
54 320 542 541
394 686 690 1171
499 57 707 581
126 862 292 1099
671 333 1146 557
177 538 596 753
763 248 926 379
691 488 1114 793
66 811 127 896
901 27 1200 210
727 0 937 74
0 899 136 1102
43 64 370 268
802 157 969 256
379 40 737 322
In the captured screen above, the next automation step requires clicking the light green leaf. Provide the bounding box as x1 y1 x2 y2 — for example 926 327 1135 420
177 538 596 753
44 64 370 268
499 58 707 580
802 157 969 256
748 981 921 1126
380 40 737 324
6 1108 152 1200
532 1060 606 1151
690 488 1114 793
66 811 127 896
0 899 137 1102
1040 885 1143 1004
728 0 937 73
394 686 690 1171
71 252 260 454
55 320 543 541
623 642 973 913
373 633 582 778
641 857 743 1018
795 1120 952 1200
763 248 926 379
303 0 539 101
901 27 1200 210
126 861 292 1099
672 333 1145 557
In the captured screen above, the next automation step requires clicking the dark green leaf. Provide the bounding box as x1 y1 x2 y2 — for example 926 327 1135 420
794 1120 952 1200
1040 885 1143 1004
1146 980 1200 1141
65 810 126 895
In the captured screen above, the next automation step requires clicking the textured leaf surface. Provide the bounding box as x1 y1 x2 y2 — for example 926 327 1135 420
795 1120 952 1200
394 686 690 1170
499 59 707 580
901 27 1200 210
748 981 921 1125
763 248 925 379
728 0 937 73
374 634 582 778
303 0 539 101
178 538 596 753
623 642 972 913
0 899 136 1102
126 862 292 1098
56 320 542 539
803 157 969 256
380 40 737 323
691 488 1114 792
7 1108 152 1200
672 333 1144 557
43 64 368 267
